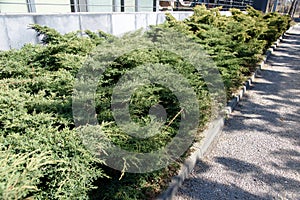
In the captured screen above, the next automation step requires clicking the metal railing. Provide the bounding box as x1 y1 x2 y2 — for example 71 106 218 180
189 0 254 10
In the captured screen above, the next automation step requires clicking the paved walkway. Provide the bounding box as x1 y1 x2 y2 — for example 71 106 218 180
175 24 300 200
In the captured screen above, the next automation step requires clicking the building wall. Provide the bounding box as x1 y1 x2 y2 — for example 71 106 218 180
1 0 257 13
0 0 156 13
0 0 28 13
0 11 233 50
0 11 197 50
35 0 71 13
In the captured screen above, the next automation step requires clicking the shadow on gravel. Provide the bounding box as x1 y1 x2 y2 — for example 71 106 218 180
178 156 300 199
271 149 300 174
199 27 300 198
176 27 300 199
215 157 300 193
215 157 261 174
224 27 300 146
178 177 269 200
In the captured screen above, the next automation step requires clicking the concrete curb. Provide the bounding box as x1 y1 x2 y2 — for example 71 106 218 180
157 26 294 200
157 117 224 200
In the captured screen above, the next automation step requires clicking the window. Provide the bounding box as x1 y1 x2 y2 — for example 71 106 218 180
87 0 114 12
139 0 154 12
124 0 135 12
0 0 159 13
0 0 28 13
35 0 71 13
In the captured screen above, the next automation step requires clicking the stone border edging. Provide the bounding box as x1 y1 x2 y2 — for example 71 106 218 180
157 26 294 200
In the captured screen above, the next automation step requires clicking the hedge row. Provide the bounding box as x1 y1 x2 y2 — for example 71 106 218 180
163 6 290 95
0 6 290 199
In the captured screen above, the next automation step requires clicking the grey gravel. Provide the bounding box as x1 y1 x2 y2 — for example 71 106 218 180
174 24 300 200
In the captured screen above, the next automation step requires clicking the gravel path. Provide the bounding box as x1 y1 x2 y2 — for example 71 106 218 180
174 24 300 200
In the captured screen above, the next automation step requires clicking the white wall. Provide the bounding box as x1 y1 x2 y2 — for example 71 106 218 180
0 11 231 50
0 12 194 50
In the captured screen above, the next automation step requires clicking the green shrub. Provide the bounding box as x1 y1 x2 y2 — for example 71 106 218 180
0 85 108 199
0 8 291 199
163 5 291 96
0 26 109 199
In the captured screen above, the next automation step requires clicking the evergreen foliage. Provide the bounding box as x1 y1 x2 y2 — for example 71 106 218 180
163 6 291 95
0 7 291 199
0 26 107 199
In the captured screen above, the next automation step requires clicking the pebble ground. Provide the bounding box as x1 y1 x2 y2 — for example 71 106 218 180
174 24 300 200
